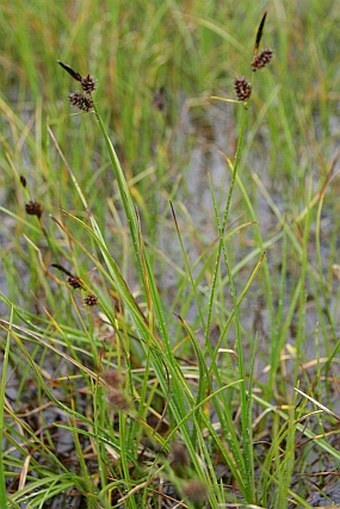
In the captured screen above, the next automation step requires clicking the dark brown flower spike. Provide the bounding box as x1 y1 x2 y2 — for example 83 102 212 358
20 176 27 188
67 275 84 290
25 201 43 219
51 263 73 277
107 388 130 411
251 49 273 71
234 77 252 101
58 61 96 93
182 479 208 504
58 61 82 82
81 74 96 93
84 294 98 306
51 263 84 290
68 92 93 112
169 442 189 474
102 369 123 387
254 11 267 55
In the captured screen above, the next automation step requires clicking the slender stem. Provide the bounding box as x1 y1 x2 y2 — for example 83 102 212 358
92 103 146 297
204 103 249 349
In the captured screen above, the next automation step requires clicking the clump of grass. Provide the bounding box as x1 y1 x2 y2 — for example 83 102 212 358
0 4 339 509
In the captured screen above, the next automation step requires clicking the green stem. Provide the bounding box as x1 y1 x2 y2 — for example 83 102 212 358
204 102 249 351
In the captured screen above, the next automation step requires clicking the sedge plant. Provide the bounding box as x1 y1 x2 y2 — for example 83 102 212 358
1 5 339 509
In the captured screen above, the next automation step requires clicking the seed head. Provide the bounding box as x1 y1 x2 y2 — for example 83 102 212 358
67 275 84 290
81 74 96 93
182 479 208 504
234 77 252 101
84 294 98 306
107 388 130 411
102 369 123 387
169 442 190 471
68 92 93 112
25 201 43 219
251 48 273 71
